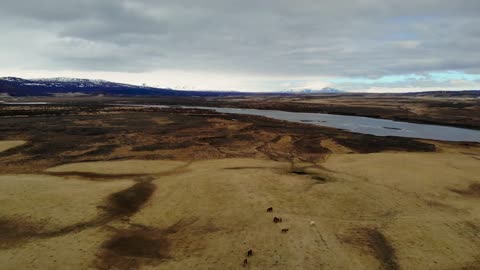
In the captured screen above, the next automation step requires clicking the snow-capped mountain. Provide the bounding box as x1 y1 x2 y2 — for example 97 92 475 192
282 87 344 94
8 77 136 88
34 77 109 85
0 77 238 97
0 77 349 97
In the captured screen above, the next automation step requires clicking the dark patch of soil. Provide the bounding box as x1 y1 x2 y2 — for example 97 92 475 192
103 230 169 258
0 216 113 249
224 166 269 170
96 228 170 270
366 229 400 270
291 170 308 175
0 217 105 247
0 179 158 250
426 101 471 109
450 184 480 198
199 133 255 147
106 180 156 217
287 167 334 184
0 218 41 249
40 218 111 239
95 218 199 270
455 258 480 270
131 144 165 152
224 112 437 154
294 137 330 154
75 145 118 157
47 171 149 180
340 227 399 270
334 134 436 153
311 175 330 183
0 109 210 173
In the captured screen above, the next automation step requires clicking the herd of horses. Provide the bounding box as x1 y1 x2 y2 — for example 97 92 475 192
243 207 289 267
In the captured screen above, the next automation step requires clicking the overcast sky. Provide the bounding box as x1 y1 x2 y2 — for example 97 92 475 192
1 0 480 92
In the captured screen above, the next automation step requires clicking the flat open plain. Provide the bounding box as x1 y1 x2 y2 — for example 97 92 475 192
0 98 479 269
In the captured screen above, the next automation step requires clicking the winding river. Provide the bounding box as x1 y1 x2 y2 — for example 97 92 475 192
3 102 479 142
126 104 480 143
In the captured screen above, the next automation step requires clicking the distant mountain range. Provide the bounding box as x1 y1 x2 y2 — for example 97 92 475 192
282 87 344 94
1 77 478 97
0 77 347 97
0 77 242 97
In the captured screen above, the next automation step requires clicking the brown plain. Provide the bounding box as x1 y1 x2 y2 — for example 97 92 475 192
0 98 479 270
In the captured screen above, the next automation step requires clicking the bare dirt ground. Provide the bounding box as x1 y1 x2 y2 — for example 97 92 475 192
0 103 479 269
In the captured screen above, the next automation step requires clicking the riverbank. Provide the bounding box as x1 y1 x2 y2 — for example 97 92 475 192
10 92 478 129
112 104 480 142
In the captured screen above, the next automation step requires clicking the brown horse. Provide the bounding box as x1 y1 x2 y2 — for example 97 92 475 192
243 258 248 267
247 249 253 256
267 207 273 212
281 228 289 233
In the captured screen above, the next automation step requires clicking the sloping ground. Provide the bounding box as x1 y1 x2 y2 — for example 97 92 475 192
46 160 187 175
322 152 480 270
0 140 25 153
0 149 479 269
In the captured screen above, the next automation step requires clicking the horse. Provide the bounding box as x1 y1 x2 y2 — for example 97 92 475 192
273 217 283 223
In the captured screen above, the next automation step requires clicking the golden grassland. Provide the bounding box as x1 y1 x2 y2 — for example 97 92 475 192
0 102 479 270
1 137 479 270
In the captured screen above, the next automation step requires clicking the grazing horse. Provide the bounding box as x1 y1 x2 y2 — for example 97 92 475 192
247 249 253 256
243 258 248 267
267 207 273 212
273 217 283 223
281 228 289 233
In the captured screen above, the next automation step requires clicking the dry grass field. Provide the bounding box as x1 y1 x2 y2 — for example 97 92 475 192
0 102 479 269
0 140 25 153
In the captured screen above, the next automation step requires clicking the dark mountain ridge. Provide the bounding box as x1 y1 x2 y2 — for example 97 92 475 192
1 77 479 97
0 77 244 97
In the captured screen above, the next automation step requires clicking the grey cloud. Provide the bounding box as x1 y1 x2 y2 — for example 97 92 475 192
1 0 480 80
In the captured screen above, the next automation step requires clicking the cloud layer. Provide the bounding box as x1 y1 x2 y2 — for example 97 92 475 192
1 0 480 91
